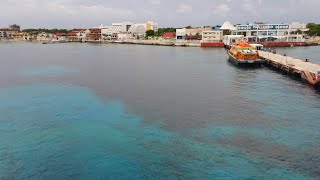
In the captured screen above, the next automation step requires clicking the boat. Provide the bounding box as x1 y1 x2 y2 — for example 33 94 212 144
227 41 265 67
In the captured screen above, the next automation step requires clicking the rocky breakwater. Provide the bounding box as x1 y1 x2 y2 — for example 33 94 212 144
305 36 320 46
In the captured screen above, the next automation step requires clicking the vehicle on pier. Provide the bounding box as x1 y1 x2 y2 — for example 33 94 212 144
227 41 265 67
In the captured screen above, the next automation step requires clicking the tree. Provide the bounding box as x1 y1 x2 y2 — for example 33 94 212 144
306 23 320 36
145 30 155 37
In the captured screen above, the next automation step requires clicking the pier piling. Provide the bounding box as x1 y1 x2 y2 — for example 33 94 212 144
258 51 320 87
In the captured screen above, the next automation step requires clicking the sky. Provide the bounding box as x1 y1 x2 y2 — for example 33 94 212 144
0 0 319 29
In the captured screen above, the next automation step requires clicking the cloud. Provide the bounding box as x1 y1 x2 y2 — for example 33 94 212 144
213 4 230 15
148 0 161 5
0 0 319 28
176 3 192 14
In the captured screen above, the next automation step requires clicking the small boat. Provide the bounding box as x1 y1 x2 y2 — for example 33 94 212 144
227 42 265 67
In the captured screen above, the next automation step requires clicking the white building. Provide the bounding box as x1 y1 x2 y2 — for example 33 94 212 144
223 35 244 46
101 21 158 40
231 22 309 42
202 30 223 42
176 27 212 40
128 24 147 36
36 32 54 41
0 31 7 38
220 22 236 31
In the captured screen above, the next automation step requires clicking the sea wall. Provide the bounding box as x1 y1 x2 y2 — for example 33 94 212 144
305 36 320 46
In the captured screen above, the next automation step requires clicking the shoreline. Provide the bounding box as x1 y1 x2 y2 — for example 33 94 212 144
1 39 320 48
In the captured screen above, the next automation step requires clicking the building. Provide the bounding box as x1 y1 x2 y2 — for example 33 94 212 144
146 21 158 32
86 25 103 41
67 29 89 41
0 24 21 39
101 22 133 40
176 27 212 40
223 35 244 47
117 33 134 40
201 30 224 47
36 32 54 41
220 22 236 31
9 24 21 31
163 32 175 39
128 23 148 36
11 32 27 39
0 31 8 38
101 21 158 40
231 22 309 43
202 30 223 42
55 32 68 42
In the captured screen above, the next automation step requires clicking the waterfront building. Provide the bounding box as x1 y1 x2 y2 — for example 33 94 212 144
0 24 21 39
220 22 236 31
128 23 148 37
231 22 309 43
146 21 158 32
117 33 134 40
101 21 158 40
9 24 21 31
223 35 244 47
36 32 54 41
11 32 26 39
55 32 68 42
0 31 8 38
176 27 212 40
202 30 223 42
67 29 89 41
163 32 176 40
86 25 103 41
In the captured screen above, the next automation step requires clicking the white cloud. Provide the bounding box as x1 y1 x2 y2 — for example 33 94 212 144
213 4 230 15
148 0 161 5
242 0 262 15
176 3 192 14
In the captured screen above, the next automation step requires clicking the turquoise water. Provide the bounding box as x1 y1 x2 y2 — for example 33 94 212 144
0 43 320 179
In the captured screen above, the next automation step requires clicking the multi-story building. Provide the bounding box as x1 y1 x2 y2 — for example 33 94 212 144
0 31 7 38
232 22 309 43
101 21 158 40
176 27 212 40
67 29 89 41
146 21 158 32
36 32 55 41
101 22 134 40
88 28 101 41
0 24 21 39
202 30 223 42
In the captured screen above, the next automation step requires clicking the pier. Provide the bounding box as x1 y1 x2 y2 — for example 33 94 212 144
259 51 320 87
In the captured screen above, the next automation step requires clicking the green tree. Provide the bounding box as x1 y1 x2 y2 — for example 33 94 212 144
145 30 155 37
306 23 320 36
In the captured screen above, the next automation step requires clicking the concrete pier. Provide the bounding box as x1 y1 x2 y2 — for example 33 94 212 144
259 51 320 87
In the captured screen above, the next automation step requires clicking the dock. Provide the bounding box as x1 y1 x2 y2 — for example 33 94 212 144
258 51 320 87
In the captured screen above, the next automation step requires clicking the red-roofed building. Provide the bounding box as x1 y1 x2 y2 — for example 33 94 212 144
55 32 67 42
162 32 175 39
67 29 88 41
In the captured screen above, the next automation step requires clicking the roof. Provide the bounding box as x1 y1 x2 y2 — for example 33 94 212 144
163 32 175 38
220 22 236 31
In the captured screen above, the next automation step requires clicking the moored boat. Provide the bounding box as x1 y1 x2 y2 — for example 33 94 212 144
227 42 265 67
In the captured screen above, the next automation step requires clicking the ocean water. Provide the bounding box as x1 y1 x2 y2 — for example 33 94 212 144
0 42 320 179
